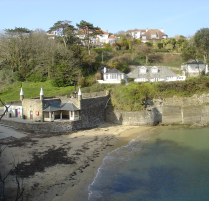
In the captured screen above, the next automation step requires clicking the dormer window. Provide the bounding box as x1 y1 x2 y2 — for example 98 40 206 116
140 66 147 74
151 34 156 38
151 66 158 73
142 36 146 39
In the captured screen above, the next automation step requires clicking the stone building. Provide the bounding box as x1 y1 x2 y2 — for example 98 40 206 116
9 88 110 131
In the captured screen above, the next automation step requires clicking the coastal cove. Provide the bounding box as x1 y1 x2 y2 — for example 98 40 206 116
1 121 209 200
87 125 209 201
0 123 153 201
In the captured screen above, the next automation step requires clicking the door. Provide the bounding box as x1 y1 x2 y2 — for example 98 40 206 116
30 111 33 120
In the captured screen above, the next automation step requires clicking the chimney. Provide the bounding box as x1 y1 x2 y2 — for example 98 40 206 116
161 28 164 33
106 30 108 33
206 64 208 75
78 88 82 109
146 28 148 32
20 88 24 101
40 88 44 101
78 88 82 100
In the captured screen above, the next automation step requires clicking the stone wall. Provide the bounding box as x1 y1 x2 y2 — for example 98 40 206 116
105 107 162 126
80 96 110 128
162 93 209 124
106 94 209 126
82 90 109 98
0 119 82 132
1 93 110 132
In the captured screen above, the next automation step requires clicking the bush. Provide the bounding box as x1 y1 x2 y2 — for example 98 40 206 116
127 78 134 83
95 71 102 80
78 77 86 87
158 43 163 49
121 79 125 85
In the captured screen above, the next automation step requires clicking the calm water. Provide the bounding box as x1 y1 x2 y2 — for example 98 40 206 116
88 127 209 201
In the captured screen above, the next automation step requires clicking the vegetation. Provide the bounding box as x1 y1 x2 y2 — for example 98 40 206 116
1 24 209 110
2 76 209 110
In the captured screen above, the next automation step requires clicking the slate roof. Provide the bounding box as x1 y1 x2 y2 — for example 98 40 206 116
43 102 79 112
104 68 124 74
126 29 146 33
127 66 178 79
182 59 205 64
141 29 167 40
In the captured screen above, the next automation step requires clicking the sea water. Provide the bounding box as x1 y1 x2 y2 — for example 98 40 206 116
88 127 209 201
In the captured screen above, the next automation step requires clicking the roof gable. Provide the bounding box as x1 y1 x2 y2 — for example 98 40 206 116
43 102 79 112
104 68 124 74
127 66 178 79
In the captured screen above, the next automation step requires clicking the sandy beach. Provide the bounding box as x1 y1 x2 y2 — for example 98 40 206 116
0 123 154 201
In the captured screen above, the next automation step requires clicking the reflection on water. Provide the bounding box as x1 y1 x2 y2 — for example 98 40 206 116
89 127 209 201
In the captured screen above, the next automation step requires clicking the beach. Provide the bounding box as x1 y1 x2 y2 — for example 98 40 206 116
0 123 153 201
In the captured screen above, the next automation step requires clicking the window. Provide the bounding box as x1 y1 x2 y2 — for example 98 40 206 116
74 111 79 117
142 36 146 39
44 112 49 118
110 74 117 79
151 67 158 73
106 74 108 79
140 67 146 74
151 34 156 38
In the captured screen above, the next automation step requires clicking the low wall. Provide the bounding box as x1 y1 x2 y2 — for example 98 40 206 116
162 105 209 125
105 108 162 126
0 119 84 132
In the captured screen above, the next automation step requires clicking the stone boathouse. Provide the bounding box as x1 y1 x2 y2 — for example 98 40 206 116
3 88 110 132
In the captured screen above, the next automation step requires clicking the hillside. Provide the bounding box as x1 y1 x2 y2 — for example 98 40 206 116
1 77 209 111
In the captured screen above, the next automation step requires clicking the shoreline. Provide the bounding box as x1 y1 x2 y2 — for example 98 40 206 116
51 125 156 201
0 123 155 201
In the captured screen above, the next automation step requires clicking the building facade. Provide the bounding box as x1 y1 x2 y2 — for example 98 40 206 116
127 66 185 82
181 59 208 77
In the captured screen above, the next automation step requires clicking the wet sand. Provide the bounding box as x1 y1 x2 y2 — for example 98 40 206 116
0 123 153 201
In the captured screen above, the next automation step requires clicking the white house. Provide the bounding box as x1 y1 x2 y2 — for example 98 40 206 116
126 29 147 39
46 31 57 39
127 66 186 82
97 67 125 84
76 29 119 45
141 29 168 43
181 59 208 77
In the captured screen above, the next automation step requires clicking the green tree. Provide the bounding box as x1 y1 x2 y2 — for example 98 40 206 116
48 20 76 48
81 50 98 74
0 27 32 78
194 28 209 70
76 20 102 55
51 48 81 87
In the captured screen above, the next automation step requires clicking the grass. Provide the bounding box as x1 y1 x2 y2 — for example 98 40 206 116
2 76 209 111
0 80 75 105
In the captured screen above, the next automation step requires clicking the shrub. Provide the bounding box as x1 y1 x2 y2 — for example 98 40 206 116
78 77 86 87
95 71 102 80
121 79 126 85
127 78 134 83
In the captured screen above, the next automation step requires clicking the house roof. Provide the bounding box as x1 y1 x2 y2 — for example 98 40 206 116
141 29 167 39
77 29 108 35
108 35 117 39
127 66 178 79
104 68 124 74
182 59 205 64
43 102 79 112
126 29 146 33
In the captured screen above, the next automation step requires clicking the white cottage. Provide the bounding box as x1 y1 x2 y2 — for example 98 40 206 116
127 66 186 82
98 67 125 84
181 59 208 77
